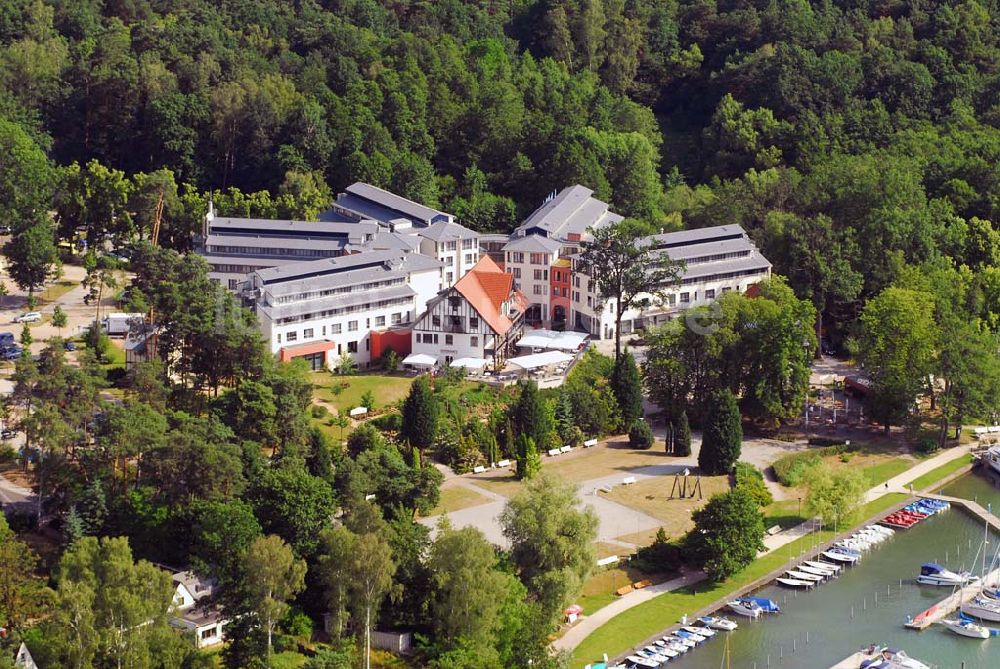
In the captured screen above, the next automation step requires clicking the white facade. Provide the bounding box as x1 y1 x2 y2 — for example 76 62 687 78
571 225 773 338
501 236 562 323
416 221 480 289
251 252 443 368
170 572 227 650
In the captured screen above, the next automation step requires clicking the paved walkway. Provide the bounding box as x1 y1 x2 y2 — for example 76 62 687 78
0 470 34 510
553 569 707 651
554 442 977 653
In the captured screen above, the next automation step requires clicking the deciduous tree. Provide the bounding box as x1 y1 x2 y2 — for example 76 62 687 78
243 534 306 655
688 488 765 581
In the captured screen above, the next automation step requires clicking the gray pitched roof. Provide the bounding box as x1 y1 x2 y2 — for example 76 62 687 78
340 182 451 225
365 231 423 253
256 252 443 299
644 224 749 249
503 234 564 254
259 284 417 320
417 220 479 242
208 217 379 241
516 185 623 240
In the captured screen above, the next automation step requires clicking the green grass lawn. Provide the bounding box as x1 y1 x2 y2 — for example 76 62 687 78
861 457 913 486
312 372 414 413
269 652 308 669
37 280 78 304
763 499 807 530
911 453 975 491
571 493 909 666
430 486 493 515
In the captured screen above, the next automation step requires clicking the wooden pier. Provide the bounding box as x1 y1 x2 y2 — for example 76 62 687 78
903 494 1000 630
828 650 869 668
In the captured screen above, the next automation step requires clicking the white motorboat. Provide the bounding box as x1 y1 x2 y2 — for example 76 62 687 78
797 564 835 577
643 645 677 660
940 617 991 638
804 559 841 572
858 646 932 669
984 445 1000 477
681 625 715 637
697 615 738 631
675 629 707 643
655 637 689 653
822 549 859 564
727 599 762 618
917 562 980 586
777 577 813 588
785 569 826 582
664 634 696 648
625 655 659 668
961 596 1000 622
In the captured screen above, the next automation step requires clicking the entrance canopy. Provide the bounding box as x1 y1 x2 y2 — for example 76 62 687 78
450 357 489 370
508 350 573 370
517 329 588 351
402 352 437 367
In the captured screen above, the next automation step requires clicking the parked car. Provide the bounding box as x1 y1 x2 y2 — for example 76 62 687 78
13 312 41 323
1 346 22 360
0 332 13 347
63 341 77 351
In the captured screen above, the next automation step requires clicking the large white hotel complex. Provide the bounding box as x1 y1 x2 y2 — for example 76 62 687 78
196 182 772 370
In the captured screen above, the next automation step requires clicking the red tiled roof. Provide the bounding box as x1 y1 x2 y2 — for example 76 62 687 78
453 257 518 335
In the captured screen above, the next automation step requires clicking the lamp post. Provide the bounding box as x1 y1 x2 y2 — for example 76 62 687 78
798 497 802 518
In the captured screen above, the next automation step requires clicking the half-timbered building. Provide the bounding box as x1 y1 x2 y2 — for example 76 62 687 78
410 256 527 369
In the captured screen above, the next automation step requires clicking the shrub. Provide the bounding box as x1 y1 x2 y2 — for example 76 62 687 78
632 528 683 573
370 412 402 432
311 405 329 419
916 437 939 455
629 420 654 449
771 444 856 486
734 462 773 507
807 437 846 447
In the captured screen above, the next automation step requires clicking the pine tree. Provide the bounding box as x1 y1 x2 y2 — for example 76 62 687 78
401 376 438 452
610 350 643 425
675 411 692 457
698 391 741 474
511 380 554 447
515 435 541 480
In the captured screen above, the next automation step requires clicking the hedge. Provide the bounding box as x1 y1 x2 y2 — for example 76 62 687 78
771 444 855 486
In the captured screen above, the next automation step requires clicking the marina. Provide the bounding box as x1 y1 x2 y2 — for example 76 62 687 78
615 472 1000 669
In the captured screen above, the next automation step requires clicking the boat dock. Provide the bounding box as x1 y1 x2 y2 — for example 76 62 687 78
903 493 1000 630
828 650 869 668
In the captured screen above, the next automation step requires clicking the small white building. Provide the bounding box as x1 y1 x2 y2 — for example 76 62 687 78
416 220 480 288
410 256 527 369
249 251 444 369
170 572 227 649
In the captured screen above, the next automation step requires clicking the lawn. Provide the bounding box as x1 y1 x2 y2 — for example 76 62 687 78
859 457 913 486
570 493 909 666
912 453 975 491
269 652 308 669
473 441 682 497
311 372 415 413
763 499 807 530
577 564 671 616
38 280 78 304
604 475 731 539
429 485 493 515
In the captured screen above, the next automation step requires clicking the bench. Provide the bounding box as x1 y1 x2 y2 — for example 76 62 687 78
615 585 634 597
766 524 783 536
559 445 572 453
548 448 562 457
349 406 368 417
596 555 619 567
497 459 511 468
632 579 652 590
596 485 613 494
583 438 598 448
473 465 487 474
622 476 637 486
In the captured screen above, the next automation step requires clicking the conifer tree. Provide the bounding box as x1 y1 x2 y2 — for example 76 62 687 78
698 390 741 474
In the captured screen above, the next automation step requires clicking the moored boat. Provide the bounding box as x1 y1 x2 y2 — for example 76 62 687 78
803 559 841 572
727 599 762 618
681 625 715 638
961 595 1000 622
940 617 991 638
857 645 932 669
785 569 823 581
797 564 835 577
916 562 980 586
776 577 813 588
823 549 860 564
696 615 738 631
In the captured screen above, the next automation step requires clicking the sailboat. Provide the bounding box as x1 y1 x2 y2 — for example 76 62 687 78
940 617 991 639
959 504 1000 622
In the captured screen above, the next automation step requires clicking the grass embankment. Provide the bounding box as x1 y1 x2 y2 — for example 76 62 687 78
911 453 976 491
570 493 909 667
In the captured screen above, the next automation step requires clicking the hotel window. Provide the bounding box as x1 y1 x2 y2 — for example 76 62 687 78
348 320 358 331
332 323 342 334
533 285 543 295
666 294 676 306
228 279 239 290
375 316 386 327
276 333 282 343
322 326 327 335
587 296 592 306
445 241 457 251
552 286 559 295
705 289 716 299
392 313 402 324
366 318 370 328
303 328 314 338
463 239 475 249
721 287 731 293
445 335 453 345
509 252 524 263
286 331 298 342
530 253 546 265
470 316 479 329
446 272 453 283
432 315 441 326
470 336 479 347
348 341 358 353
464 253 475 264
512 268 521 279
680 292 690 303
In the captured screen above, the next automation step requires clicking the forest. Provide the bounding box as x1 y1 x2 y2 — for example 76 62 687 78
3 0 1000 667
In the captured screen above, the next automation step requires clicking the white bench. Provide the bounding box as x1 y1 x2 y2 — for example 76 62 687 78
583 438 598 448
596 485 613 494
548 448 562 457
497 459 511 468
473 465 487 474
349 406 367 417
622 476 637 486
596 556 620 567
766 524 783 536
560 445 572 453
